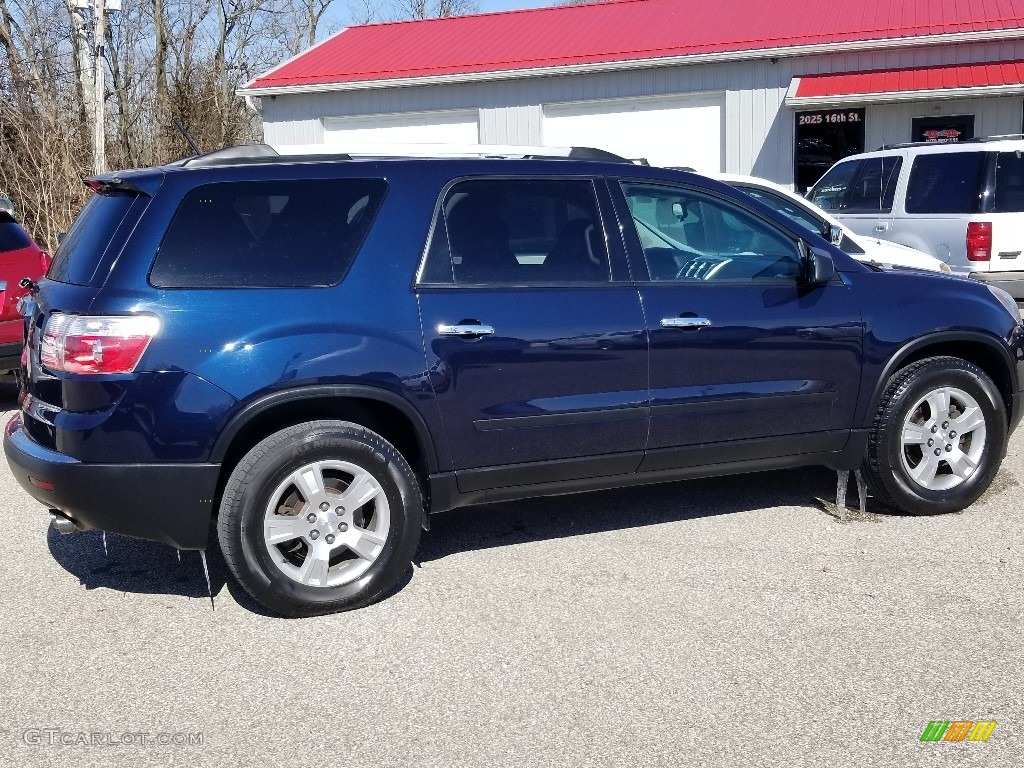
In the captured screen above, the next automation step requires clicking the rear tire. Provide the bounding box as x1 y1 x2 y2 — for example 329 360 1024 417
862 356 1006 515
217 420 423 617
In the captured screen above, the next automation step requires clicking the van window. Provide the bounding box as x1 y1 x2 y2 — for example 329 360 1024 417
421 178 610 285
47 193 139 285
621 182 801 282
150 179 387 288
811 156 902 213
905 153 986 214
994 152 1024 212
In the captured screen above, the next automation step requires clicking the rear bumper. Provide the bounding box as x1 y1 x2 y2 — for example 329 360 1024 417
969 270 1024 301
4 413 219 550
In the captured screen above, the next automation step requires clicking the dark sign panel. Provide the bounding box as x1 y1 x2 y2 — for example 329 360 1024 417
911 115 975 144
794 108 866 194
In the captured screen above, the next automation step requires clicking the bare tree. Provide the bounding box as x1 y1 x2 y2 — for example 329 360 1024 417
0 0 480 248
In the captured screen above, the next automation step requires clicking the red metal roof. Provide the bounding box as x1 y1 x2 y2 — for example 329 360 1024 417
246 0 1024 91
792 59 1024 99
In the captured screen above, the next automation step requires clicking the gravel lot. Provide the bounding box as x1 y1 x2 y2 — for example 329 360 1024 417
1 380 1021 768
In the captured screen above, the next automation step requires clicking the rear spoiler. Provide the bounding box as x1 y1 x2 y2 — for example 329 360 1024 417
82 176 151 197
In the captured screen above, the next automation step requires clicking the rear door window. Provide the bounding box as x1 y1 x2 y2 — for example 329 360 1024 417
47 193 138 285
150 178 387 288
420 178 610 285
905 152 986 213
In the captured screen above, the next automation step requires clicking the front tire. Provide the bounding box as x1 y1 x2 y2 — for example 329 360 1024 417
862 356 1007 515
217 420 423 617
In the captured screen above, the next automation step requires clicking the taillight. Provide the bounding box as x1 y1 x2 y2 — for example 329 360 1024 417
40 314 160 374
39 251 52 275
967 221 992 262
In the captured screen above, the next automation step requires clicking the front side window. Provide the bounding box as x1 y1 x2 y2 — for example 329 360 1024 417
905 152 986 214
621 183 801 282
421 178 610 285
150 178 387 288
812 155 902 213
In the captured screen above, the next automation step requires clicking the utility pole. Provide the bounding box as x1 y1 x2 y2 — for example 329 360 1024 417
73 0 120 174
93 0 106 174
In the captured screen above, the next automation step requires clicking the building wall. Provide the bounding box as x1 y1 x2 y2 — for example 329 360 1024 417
261 38 1024 186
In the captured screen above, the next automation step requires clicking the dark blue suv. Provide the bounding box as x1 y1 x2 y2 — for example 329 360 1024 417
5 146 1024 616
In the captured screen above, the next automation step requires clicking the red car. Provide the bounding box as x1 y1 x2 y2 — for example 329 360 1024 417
0 212 50 371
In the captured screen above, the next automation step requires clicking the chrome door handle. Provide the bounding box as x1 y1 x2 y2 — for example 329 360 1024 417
874 222 890 232
437 323 495 337
660 317 711 329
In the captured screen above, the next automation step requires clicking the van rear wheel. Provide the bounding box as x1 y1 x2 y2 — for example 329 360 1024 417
217 420 423 617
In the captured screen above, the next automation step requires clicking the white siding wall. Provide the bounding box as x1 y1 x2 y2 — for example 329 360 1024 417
261 38 1024 186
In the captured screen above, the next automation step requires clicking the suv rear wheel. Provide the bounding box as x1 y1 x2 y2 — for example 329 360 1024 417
863 357 1006 515
217 420 423 617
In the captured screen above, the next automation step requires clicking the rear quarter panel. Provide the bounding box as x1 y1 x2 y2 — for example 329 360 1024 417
88 161 451 466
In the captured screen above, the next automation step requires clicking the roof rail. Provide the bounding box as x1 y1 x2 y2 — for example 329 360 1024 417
172 142 633 168
269 142 632 163
876 134 1024 151
965 133 1024 143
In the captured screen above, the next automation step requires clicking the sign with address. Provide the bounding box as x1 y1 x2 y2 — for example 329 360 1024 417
797 110 865 126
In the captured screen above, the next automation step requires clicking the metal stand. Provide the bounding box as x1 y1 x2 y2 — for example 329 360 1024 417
199 550 215 610
835 469 868 520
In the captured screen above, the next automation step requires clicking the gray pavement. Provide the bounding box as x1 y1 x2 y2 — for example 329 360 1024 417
0 381 1021 767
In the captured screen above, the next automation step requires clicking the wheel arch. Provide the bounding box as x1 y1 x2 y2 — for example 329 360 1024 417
210 385 439 498
863 331 1017 429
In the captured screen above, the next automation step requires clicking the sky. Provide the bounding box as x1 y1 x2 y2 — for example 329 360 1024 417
473 0 554 12
323 0 556 32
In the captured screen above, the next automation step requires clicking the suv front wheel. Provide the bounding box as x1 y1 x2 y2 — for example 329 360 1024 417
218 420 424 617
863 356 1007 515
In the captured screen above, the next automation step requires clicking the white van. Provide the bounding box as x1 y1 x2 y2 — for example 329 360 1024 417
716 174 949 273
809 137 1024 299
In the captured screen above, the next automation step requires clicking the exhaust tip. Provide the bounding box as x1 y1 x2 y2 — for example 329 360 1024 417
49 511 85 535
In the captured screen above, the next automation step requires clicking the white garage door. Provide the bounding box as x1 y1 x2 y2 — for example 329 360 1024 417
543 95 723 173
323 110 479 145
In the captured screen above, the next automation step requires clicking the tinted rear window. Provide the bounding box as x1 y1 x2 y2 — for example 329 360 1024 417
150 179 387 288
994 151 1024 212
905 152 986 214
0 219 31 253
48 193 137 285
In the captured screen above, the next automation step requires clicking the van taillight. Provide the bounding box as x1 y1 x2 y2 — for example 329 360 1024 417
40 314 160 374
967 222 992 262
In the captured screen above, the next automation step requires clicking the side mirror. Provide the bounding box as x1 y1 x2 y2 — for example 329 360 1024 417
828 224 844 246
800 241 836 286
